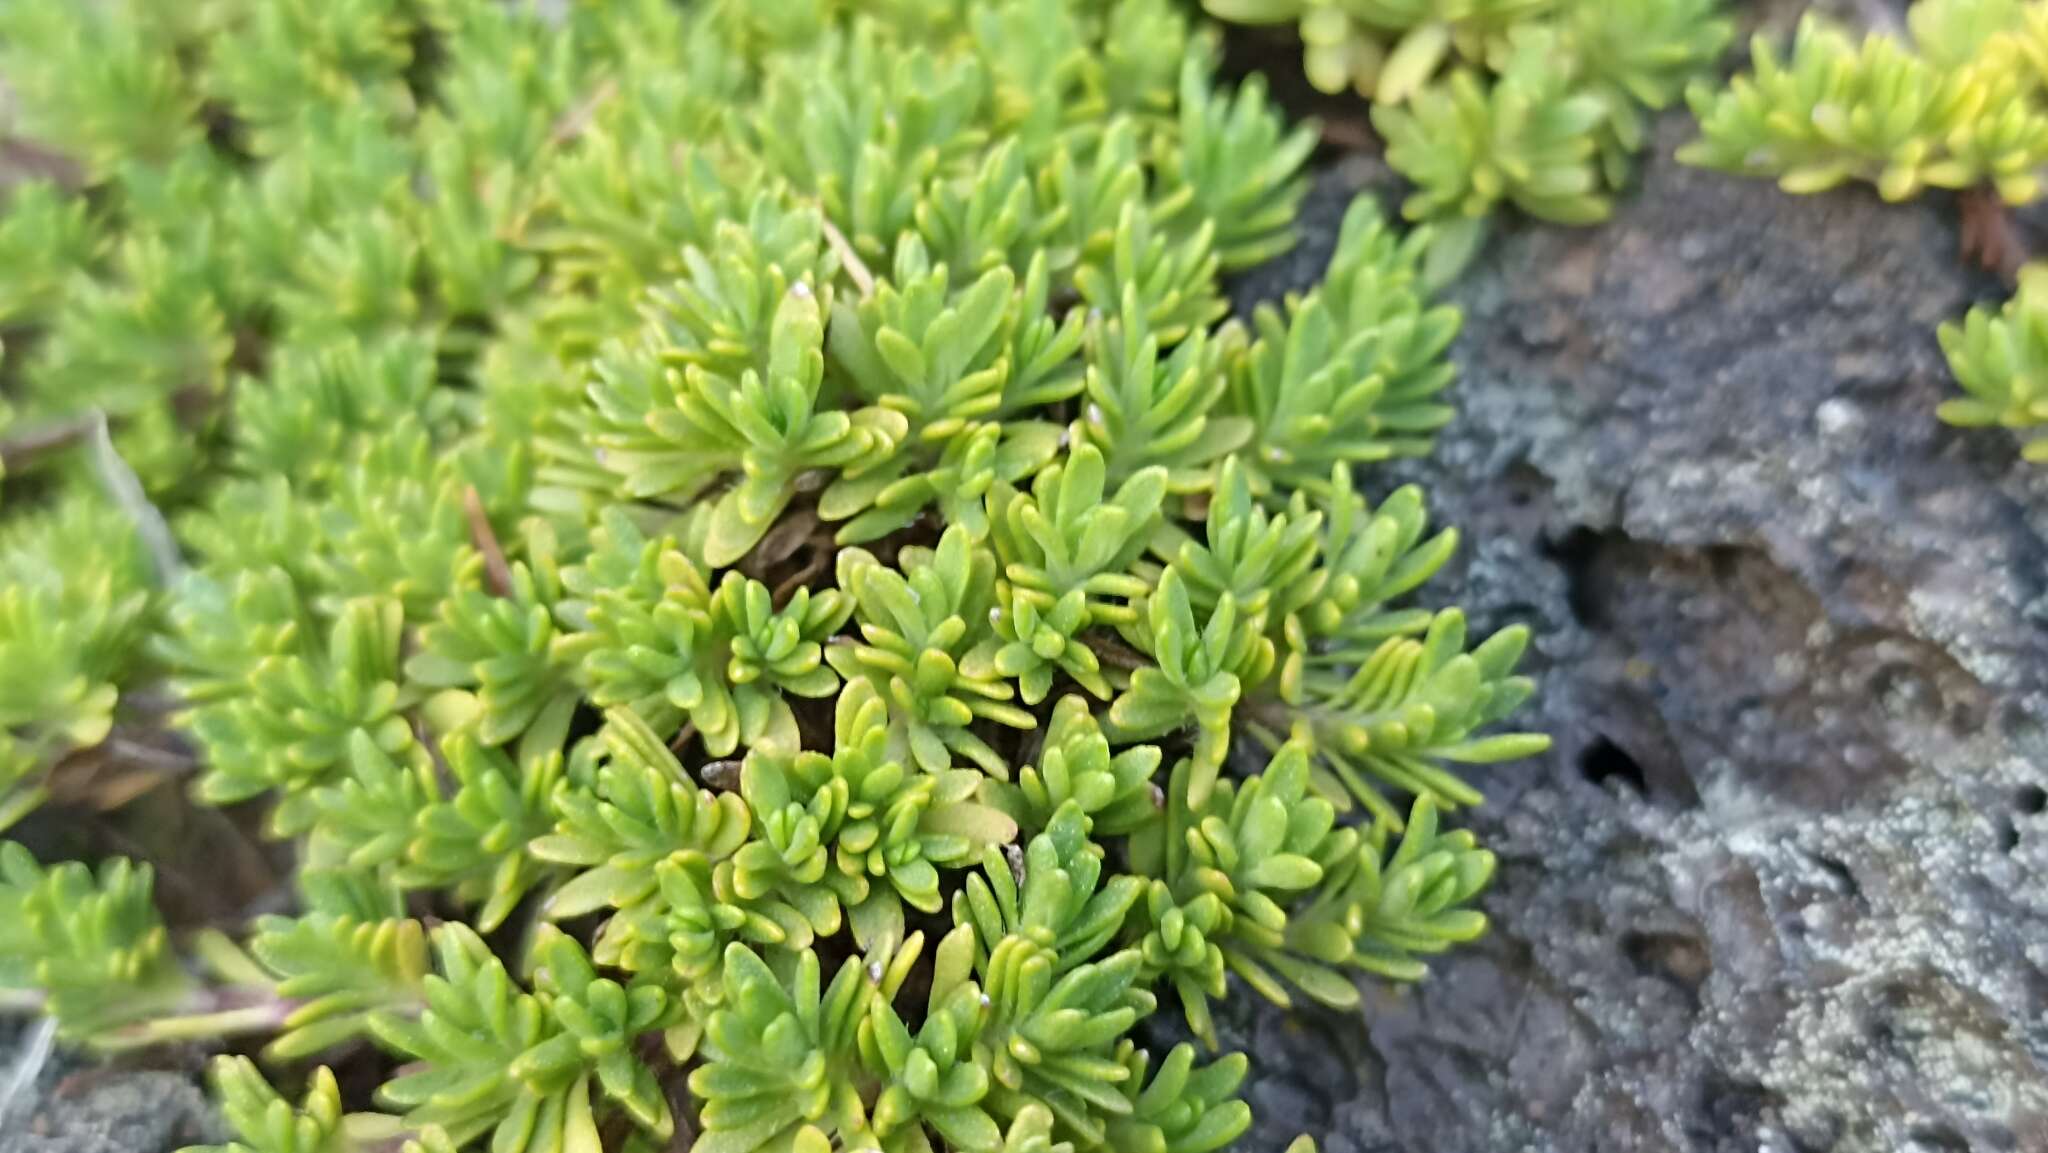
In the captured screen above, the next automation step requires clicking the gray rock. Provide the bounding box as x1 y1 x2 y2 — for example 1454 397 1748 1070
0 1019 222 1153
1214 117 2048 1152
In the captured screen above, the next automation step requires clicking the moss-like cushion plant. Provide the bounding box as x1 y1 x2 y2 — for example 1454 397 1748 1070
0 2 1550 1152
1200 0 1732 272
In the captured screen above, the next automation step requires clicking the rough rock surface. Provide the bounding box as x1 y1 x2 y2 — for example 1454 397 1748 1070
1213 117 2048 1152
0 1020 223 1153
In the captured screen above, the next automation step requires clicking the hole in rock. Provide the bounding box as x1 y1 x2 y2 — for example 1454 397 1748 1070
1579 734 1646 795
1905 1125 1971 1153
1621 929 1711 997
1544 526 1609 627
1999 819 2021 855
1811 854 1861 903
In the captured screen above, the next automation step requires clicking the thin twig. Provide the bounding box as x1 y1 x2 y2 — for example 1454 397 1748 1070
0 413 99 473
94 1000 296 1052
1082 632 1151 673
72 767 177 812
102 737 199 776
414 715 457 796
1960 186 2030 285
0 1016 55 1128
547 78 618 149
113 689 183 718
820 215 876 298
667 722 699 757
770 548 829 609
44 731 193 811
1318 116 1378 153
87 412 183 585
463 485 515 597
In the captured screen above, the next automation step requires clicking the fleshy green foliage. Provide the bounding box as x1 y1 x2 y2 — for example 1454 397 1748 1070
819 243 1077 546
1940 260 2048 459
739 680 1020 951
1130 744 1495 1046
0 181 101 325
1070 289 1246 488
975 445 1165 705
1158 59 1319 271
1681 0 2048 204
0 493 155 829
1111 565 1274 810
180 596 417 838
241 871 430 1061
1376 28 1616 230
367 922 671 1152
374 731 562 931
597 277 910 567
558 509 853 758
1099 1041 1250 1153
190 1058 457 1153
688 937 900 1153
1225 200 1461 496
0 1 1557 1151
0 843 191 1044
1277 607 1545 823
1204 0 1731 247
406 528 579 758
994 696 1164 836
829 526 1037 776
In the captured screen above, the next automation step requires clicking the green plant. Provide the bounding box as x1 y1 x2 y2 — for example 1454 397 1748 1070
1939 259 2048 459
0 1 1552 1151
0 491 155 829
1201 0 1732 267
1682 0 2048 203
188 1057 457 1153
1681 0 2048 460
0 843 287 1050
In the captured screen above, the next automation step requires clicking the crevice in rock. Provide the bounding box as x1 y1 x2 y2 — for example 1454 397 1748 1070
1546 527 1938 812
1541 525 1613 630
1579 735 1647 796
1905 1123 1973 1153
1807 853 1864 908
1621 928 1713 1006
1694 1075 1785 1149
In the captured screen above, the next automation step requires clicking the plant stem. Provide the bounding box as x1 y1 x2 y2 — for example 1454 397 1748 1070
0 990 48 1015
94 999 295 1053
464 484 515 597
87 412 184 585
821 215 876 298
0 1016 57 1127
0 413 100 471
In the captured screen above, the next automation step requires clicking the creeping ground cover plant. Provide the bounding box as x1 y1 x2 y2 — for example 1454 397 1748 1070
0 1 1550 1151
1200 0 1734 272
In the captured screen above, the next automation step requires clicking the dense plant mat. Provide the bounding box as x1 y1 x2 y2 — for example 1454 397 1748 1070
0 2 1548 1152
